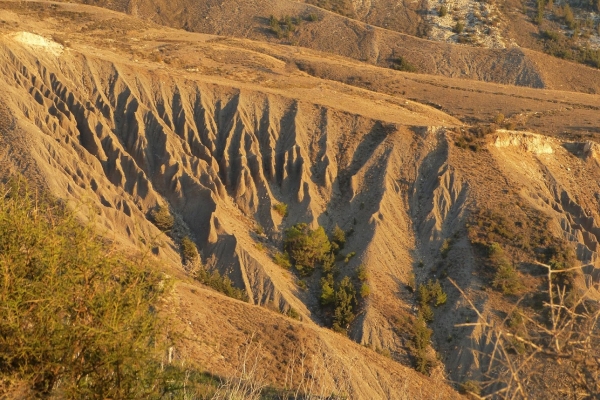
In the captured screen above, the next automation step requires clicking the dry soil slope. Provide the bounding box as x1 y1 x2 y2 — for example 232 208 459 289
4 2 600 397
73 0 600 93
0 3 466 396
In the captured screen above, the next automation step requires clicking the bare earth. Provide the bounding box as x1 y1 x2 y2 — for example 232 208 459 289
1 0 600 398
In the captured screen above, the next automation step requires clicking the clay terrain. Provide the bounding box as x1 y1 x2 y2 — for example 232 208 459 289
1 0 600 398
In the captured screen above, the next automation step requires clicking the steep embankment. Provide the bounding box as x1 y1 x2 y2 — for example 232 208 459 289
3 2 600 397
0 3 465 396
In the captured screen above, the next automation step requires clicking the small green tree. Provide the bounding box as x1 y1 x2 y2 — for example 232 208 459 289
411 317 433 374
150 204 174 231
331 225 346 253
332 277 356 332
284 223 331 275
181 236 199 264
320 274 335 306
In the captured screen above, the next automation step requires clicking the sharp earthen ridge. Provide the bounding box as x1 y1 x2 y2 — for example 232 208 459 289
2 0 600 398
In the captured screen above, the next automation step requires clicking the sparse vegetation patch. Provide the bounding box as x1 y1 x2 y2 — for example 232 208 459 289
0 180 180 398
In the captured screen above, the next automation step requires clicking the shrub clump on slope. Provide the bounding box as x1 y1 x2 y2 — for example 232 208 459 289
284 223 331 276
0 180 179 398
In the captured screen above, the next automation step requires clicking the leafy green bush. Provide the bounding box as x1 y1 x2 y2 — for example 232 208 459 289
181 236 199 264
418 280 447 308
494 113 505 124
344 251 356 263
150 204 174 231
287 308 301 320
284 223 331 275
411 317 433 374
331 225 346 253
438 5 448 16
360 283 371 298
454 21 465 34
390 56 417 72
542 29 561 41
273 251 292 269
332 277 357 333
272 202 288 217
254 224 265 235
195 268 248 301
419 303 434 322
320 274 335 306
493 264 522 295
357 264 369 281
0 180 174 398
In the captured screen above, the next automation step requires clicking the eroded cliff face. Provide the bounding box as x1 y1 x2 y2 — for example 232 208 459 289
0 28 458 336
3 4 600 396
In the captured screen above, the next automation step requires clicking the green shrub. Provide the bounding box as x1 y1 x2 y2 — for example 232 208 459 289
181 236 199 264
390 56 418 72
438 5 448 16
284 223 331 275
320 274 335 306
454 21 465 34
360 283 371 298
195 268 248 301
273 202 288 217
493 264 522 295
542 29 561 41
488 242 512 269
376 347 391 358
440 238 452 258
273 251 292 269
322 252 336 274
418 280 447 308
563 4 576 29
332 276 357 332
298 279 308 291
0 180 175 398
149 204 174 231
287 308 301 320
254 224 265 235
419 303 434 322
535 0 546 24
344 251 356 263
331 224 346 252
411 317 433 374
357 264 369 281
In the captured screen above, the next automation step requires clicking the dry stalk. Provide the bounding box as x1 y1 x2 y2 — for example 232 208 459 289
449 260 600 399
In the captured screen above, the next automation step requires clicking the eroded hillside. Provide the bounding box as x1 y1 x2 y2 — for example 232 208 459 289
2 1 600 398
